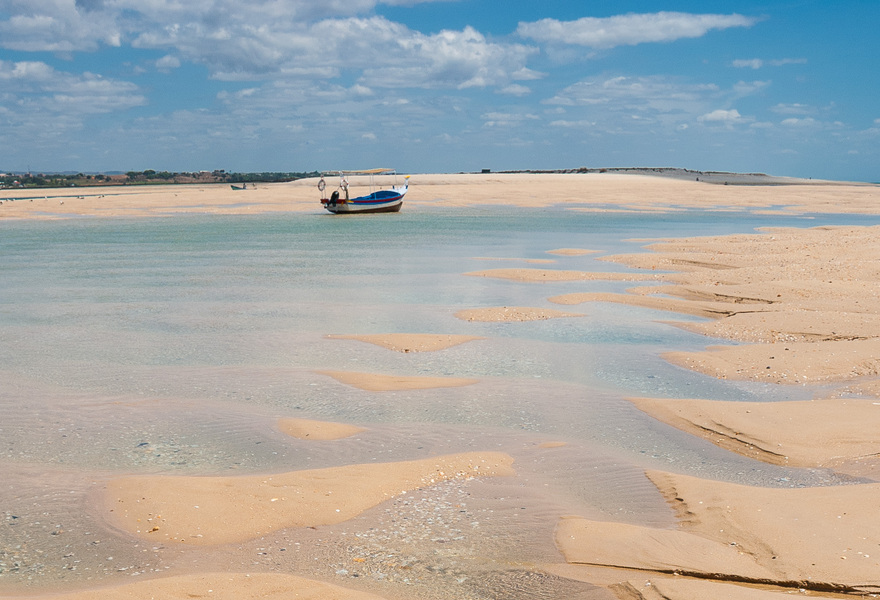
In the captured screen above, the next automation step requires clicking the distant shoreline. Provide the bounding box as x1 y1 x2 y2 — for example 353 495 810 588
3 171 879 220
486 167 871 186
3 167 876 191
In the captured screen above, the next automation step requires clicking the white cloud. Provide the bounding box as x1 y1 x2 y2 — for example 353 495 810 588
0 0 122 52
517 12 756 48
732 58 763 69
481 111 539 127
0 59 146 148
733 57 807 69
549 119 595 128
156 55 181 70
781 117 818 127
545 75 719 116
771 103 815 115
0 60 144 113
1 1 533 92
499 84 531 96
698 109 743 123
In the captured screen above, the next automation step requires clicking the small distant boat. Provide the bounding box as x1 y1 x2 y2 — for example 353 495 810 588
231 183 248 190
318 169 409 214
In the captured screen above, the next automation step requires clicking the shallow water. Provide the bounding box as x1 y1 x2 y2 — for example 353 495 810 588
0 206 874 598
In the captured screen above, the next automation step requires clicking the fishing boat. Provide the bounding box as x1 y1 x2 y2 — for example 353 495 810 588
318 169 409 214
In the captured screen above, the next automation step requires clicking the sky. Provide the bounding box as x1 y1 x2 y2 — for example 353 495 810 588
1 0 878 181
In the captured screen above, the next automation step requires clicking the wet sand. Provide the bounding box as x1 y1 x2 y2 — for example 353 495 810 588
540 218 880 597
278 417 366 440
1 572 388 599
3 173 880 600
105 452 514 546
315 370 479 391
325 333 483 353
555 470 880 595
454 306 583 322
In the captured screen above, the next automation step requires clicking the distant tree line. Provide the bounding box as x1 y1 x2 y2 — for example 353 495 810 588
1 170 320 189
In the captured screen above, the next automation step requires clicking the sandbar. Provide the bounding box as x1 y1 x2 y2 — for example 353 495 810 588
326 333 483 352
556 469 880 594
546 248 598 256
0 572 387 600
454 306 582 322
465 268 652 283
628 396 880 470
277 417 366 440
4 173 879 220
316 369 479 391
569 226 880 385
105 452 514 545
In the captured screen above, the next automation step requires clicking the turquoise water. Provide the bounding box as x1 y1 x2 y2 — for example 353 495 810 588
0 207 873 596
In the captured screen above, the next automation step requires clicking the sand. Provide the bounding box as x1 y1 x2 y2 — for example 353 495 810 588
546 248 599 256
105 452 514 545
0 572 388 600
316 369 479 391
5 171 879 220
326 333 483 352
628 397 880 471
454 306 583 322
556 469 880 594
465 268 652 283
277 417 366 440
543 223 880 482
538 212 880 597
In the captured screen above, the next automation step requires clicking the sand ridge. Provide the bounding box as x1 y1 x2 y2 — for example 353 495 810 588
556 469 880 594
326 333 483 352
454 306 583 322
554 225 880 384
465 267 654 283
277 417 366 440
628 396 880 470
0 572 388 599
104 452 515 545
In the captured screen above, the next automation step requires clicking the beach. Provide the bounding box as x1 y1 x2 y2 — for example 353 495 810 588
2 172 880 600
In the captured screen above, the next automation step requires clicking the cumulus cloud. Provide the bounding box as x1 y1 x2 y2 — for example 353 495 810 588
733 57 807 69
517 12 756 48
545 75 718 114
499 84 531 96
0 0 534 92
781 117 818 127
732 58 764 69
481 111 539 127
0 59 146 146
156 55 181 70
771 103 815 115
0 60 145 113
0 0 122 52
698 108 743 123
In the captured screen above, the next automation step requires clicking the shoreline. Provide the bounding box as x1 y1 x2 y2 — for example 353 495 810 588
3 171 880 221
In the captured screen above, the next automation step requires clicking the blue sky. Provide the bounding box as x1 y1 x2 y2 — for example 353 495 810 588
1 0 878 181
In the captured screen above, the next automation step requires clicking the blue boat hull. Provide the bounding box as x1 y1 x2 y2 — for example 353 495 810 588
322 189 405 214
